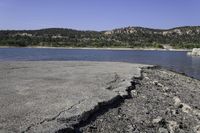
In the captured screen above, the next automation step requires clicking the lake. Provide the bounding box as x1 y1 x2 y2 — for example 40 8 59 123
0 48 200 80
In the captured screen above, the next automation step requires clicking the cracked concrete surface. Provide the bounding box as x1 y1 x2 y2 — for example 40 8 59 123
0 61 149 132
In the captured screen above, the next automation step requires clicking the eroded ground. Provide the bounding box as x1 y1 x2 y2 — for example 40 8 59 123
79 68 200 133
1 62 199 133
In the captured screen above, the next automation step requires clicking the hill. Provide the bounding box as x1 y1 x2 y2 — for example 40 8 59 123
0 26 200 49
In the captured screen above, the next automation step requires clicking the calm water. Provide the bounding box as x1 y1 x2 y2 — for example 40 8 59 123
0 48 200 80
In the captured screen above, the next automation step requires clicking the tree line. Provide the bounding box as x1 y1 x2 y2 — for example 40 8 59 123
0 27 200 49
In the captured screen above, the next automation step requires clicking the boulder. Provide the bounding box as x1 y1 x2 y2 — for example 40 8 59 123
188 48 200 56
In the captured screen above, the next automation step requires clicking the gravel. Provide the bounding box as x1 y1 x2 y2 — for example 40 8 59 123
78 67 200 133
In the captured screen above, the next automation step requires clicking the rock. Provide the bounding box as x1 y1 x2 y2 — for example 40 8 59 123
194 125 200 133
163 87 171 92
153 80 164 87
173 96 193 114
167 121 178 133
181 103 192 113
126 124 134 133
188 48 200 56
173 97 181 106
131 90 138 97
158 127 169 133
152 116 162 124
153 80 159 85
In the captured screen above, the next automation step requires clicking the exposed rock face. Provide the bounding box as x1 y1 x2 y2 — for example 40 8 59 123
188 48 200 56
103 26 200 36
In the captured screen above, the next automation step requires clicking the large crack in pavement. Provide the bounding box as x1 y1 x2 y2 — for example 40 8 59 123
53 68 146 133
23 99 86 133
0 62 152 133
22 67 147 133
71 77 140 133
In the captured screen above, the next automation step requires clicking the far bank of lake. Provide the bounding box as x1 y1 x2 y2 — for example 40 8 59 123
0 46 191 51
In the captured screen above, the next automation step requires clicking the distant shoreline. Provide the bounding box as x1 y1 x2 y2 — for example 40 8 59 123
0 46 191 51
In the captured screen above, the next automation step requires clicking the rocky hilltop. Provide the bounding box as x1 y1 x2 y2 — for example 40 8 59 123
0 26 200 49
103 26 200 49
104 26 200 36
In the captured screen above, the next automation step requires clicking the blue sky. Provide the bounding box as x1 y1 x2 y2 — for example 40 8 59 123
0 0 200 30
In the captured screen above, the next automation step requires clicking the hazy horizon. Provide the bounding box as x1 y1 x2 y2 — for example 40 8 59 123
1 25 200 31
0 0 200 31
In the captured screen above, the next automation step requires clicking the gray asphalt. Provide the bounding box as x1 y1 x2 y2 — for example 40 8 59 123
0 61 149 132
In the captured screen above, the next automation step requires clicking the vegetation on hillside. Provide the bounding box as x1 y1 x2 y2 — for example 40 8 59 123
0 26 200 49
